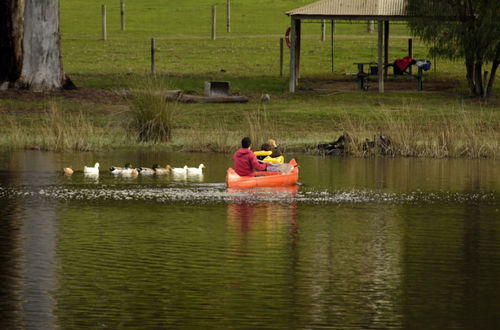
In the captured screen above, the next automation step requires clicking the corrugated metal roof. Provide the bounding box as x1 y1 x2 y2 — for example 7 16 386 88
286 0 408 17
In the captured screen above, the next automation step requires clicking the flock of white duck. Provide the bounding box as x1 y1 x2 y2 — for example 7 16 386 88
64 163 205 178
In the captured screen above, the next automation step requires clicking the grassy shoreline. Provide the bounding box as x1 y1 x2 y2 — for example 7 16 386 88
1 81 498 158
1 1 499 157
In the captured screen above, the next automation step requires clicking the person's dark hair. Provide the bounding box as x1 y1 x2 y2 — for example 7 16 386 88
260 143 271 151
241 137 252 148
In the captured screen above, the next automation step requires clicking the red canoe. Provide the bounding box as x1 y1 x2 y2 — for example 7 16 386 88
226 159 299 188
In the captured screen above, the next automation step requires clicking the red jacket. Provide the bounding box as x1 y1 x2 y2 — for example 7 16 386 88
233 148 268 176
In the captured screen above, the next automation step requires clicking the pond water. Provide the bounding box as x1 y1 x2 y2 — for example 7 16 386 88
0 150 499 329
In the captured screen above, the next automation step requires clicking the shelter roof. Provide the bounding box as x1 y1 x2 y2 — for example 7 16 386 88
286 0 409 19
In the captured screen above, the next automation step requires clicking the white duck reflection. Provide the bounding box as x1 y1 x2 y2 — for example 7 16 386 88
170 165 188 181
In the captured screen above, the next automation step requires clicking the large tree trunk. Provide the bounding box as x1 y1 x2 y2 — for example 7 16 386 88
486 48 500 98
465 57 476 95
19 0 65 91
473 61 484 97
486 60 499 98
0 0 24 85
0 0 70 92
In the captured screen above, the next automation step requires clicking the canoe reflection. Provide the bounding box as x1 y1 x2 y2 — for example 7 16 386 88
226 184 299 196
227 185 298 234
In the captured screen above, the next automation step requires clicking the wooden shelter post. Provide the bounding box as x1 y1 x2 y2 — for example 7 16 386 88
384 21 389 78
377 20 385 93
296 20 301 82
289 18 296 92
289 18 301 92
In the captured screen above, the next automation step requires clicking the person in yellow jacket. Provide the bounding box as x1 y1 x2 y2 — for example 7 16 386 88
254 139 284 164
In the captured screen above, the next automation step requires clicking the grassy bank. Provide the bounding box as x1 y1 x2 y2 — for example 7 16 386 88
0 0 499 157
1 86 498 158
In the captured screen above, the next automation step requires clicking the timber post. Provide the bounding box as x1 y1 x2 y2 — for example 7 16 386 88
280 38 284 77
211 5 216 40
101 5 107 40
289 19 296 92
321 20 325 41
377 20 384 93
331 20 335 72
367 20 375 33
120 0 125 32
384 21 389 78
151 38 155 75
226 0 231 33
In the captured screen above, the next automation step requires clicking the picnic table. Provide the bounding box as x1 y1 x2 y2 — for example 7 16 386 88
354 59 431 91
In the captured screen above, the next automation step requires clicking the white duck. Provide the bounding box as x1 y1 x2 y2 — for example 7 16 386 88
187 164 205 175
170 165 188 176
83 162 99 175
110 163 132 175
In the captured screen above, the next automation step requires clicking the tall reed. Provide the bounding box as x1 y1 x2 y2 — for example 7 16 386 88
244 104 281 149
128 79 178 143
0 101 111 151
334 107 499 158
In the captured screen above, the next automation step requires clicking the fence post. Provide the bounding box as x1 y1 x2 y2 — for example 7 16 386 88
331 20 335 72
151 38 155 75
211 5 217 40
321 20 325 41
367 20 375 33
120 0 125 32
101 5 107 40
280 38 284 77
226 0 231 33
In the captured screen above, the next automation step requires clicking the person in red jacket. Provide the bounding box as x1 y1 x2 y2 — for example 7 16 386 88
233 137 268 176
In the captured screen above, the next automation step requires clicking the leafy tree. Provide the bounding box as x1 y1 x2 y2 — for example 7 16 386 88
407 0 500 97
0 0 73 92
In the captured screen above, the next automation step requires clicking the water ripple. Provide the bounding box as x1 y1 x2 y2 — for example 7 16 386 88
0 184 496 205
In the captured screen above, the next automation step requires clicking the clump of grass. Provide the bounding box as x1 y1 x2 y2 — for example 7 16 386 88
127 77 178 143
129 92 177 143
39 101 97 151
334 107 499 158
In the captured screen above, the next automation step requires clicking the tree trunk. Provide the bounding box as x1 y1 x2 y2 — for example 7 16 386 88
0 0 24 84
0 0 68 92
465 57 476 95
486 48 500 98
473 61 484 97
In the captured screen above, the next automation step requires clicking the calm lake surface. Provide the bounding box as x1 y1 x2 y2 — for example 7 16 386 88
0 150 498 329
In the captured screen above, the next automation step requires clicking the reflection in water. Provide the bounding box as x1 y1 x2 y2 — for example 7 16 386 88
0 182 23 328
291 205 405 328
227 187 298 234
83 173 100 184
21 202 58 330
400 203 500 328
0 150 499 328
227 197 406 328
0 152 58 329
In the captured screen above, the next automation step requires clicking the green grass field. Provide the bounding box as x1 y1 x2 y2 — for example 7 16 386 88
60 0 467 85
0 0 498 157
